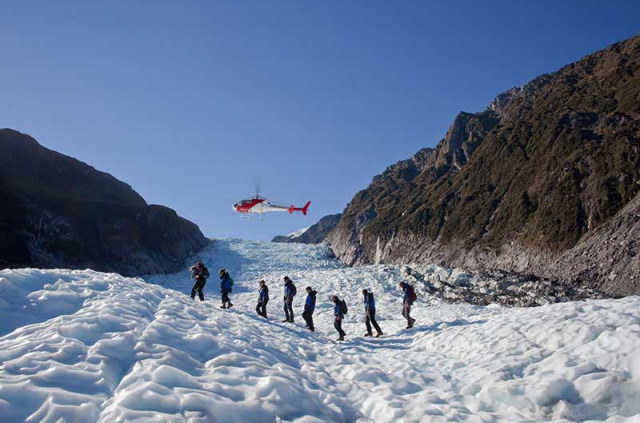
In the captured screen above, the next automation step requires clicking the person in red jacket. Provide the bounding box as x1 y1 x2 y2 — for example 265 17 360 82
399 281 416 329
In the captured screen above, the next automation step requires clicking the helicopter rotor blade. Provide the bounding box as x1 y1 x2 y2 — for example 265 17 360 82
254 176 263 198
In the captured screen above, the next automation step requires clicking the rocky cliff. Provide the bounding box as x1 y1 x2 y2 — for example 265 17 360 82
0 129 208 275
328 35 640 295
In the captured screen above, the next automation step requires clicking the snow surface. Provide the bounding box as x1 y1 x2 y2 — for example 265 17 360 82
1 239 639 423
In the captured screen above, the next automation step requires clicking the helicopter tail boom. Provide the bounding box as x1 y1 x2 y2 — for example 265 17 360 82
288 201 311 216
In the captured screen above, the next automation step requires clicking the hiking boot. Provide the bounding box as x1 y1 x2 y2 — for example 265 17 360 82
376 332 383 338
364 333 373 337
411 318 416 325
282 319 289 323
337 336 344 341
309 327 315 332
227 303 234 309
220 304 227 309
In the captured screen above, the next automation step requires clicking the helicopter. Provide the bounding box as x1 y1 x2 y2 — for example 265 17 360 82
232 196 311 215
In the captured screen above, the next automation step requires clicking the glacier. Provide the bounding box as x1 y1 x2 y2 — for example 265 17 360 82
0 239 639 422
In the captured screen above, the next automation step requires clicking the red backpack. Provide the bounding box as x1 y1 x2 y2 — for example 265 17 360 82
408 284 417 303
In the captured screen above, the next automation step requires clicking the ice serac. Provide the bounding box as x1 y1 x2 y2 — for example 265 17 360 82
272 213 342 244
327 34 640 295
0 129 208 275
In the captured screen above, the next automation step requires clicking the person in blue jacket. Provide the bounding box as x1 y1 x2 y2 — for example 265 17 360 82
302 286 317 331
282 276 297 323
399 281 416 329
219 268 234 309
362 289 383 337
256 279 269 319
332 295 347 341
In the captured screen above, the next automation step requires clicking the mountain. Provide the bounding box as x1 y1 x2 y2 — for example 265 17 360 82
0 129 208 275
327 35 640 296
272 213 342 244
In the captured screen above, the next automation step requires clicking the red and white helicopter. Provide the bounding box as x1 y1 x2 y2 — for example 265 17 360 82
233 196 311 216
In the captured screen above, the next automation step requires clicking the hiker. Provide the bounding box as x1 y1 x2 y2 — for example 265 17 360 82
362 289 383 337
282 276 297 322
399 281 417 329
190 261 210 302
256 280 269 318
302 286 317 331
219 268 234 309
332 295 347 341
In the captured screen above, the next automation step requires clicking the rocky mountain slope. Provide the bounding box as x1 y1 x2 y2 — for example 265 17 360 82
327 35 640 295
272 213 341 244
0 129 208 275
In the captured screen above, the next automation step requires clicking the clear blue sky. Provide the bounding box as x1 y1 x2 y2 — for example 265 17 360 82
1 1 638 240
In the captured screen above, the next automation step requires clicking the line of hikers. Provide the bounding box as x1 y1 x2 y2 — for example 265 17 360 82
189 261 418 341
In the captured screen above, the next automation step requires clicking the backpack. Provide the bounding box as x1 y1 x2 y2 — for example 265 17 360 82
290 283 297 297
223 275 233 292
367 292 375 309
408 284 417 303
339 299 348 315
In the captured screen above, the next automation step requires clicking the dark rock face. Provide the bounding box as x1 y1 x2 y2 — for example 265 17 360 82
272 214 342 244
0 129 208 275
551 193 640 296
328 35 640 295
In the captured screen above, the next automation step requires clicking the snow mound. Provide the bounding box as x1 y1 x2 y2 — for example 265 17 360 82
289 227 310 238
1 239 639 423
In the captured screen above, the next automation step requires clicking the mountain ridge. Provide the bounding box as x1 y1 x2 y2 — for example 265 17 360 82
0 128 208 275
327 34 640 295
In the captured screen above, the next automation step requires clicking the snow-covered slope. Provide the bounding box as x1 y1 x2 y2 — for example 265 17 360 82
1 239 639 423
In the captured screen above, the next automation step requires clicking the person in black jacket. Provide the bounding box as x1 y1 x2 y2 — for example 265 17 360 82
190 261 210 302
302 286 317 331
256 280 269 318
362 289 383 337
